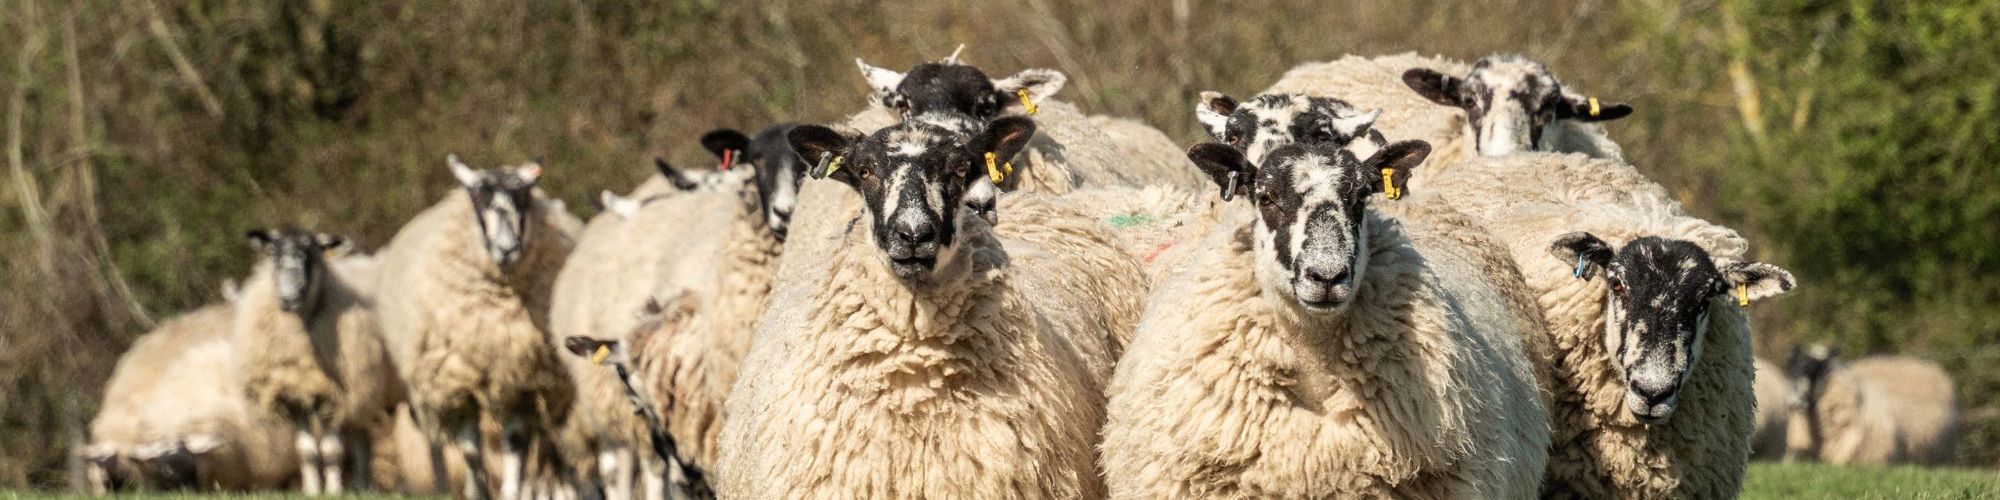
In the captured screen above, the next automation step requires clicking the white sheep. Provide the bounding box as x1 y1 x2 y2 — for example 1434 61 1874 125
232 229 403 495
717 114 1147 498
1101 140 1551 498
1426 152 1797 498
597 157 756 219
87 304 299 493
1750 357 1789 460
1783 346 1959 465
372 155 576 500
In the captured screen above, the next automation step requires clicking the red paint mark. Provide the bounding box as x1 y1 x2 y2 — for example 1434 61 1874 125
1142 242 1176 266
720 149 735 171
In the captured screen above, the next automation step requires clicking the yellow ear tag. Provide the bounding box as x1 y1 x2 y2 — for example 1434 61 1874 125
1736 282 1750 307
1017 89 1038 115
590 345 611 365
985 152 1012 183
1588 97 1601 118
1380 168 1401 200
824 155 845 177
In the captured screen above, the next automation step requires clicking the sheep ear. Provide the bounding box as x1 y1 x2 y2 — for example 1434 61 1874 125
700 128 753 169
969 116 1037 170
1195 91 1240 141
992 68 1066 111
1360 140 1430 198
516 160 543 185
789 125 858 184
1717 260 1796 302
1549 232 1614 280
1554 90 1633 122
562 336 621 365
447 154 482 187
314 233 351 256
857 58 910 111
245 229 277 250
1186 142 1254 202
1402 68 1472 109
652 157 700 191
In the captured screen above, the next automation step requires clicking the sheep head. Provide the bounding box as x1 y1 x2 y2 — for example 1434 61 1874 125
1552 232 1795 423
788 113 1036 284
1784 344 1839 412
245 227 349 314
1403 54 1633 156
448 154 543 268
857 57 1065 121
702 125 810 241
1195 92 1385 166
1187 139 1430 314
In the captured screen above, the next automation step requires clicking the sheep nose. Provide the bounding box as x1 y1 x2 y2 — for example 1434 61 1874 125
1304 266 1350 286
773 204 793 219
895 220 936 245
1631 381 1679 407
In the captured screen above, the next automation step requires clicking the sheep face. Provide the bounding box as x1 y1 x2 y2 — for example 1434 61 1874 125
1552 233 1796 422
702 125 810 241
1187 140 1430 314
448 154 543 267
1196 92 1384 166
246 228 348 313
1403 54 1632 156
857 58 1065 121
1784 344 1838 412
788 113 1037 283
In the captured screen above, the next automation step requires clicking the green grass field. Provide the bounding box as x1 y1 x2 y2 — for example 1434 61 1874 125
2 462 1991 498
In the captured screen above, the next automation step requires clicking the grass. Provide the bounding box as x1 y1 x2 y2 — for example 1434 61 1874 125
1744 461 2000 500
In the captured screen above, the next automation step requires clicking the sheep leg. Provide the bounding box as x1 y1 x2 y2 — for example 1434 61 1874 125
498 416 526 500
295 428 323 495
639 453 667 500
319 433 346 495
345 431 371 492
597 448 630 500
454 423 492 500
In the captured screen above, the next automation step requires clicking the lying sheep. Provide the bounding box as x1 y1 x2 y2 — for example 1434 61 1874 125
1751 357 1789 460
1427 152 1796 498
373 155 576 499
87 304 298 493
1784 345 1959 466
233 229 402 495
1101 140 1550 498
718 113 1146 498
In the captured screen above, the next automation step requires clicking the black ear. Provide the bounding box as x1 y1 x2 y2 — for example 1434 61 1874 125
700 128 753 169
788 125 858 183
1360 140 1431 198
313 233 350 256
1402 68 1471 108
1554 92 1633 122
245 229 277 250
1195 91 1240 141
1186 142 1254 202
562 336 616 359
653 157 700 191
969 116 1038 175
1549 232 1614 280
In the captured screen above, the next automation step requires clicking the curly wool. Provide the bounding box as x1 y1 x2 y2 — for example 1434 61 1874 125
372 190 576 438
1053 186 1224 287
1100 194 1550 499
90 304 299 491
1427 153 1756 499
233 254 402 435
718 192 1145 499
1788 356 1958 465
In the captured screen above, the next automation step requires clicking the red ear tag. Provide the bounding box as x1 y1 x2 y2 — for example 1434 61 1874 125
719 149 735 171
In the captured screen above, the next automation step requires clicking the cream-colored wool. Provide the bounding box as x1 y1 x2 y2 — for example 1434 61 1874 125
848 101 1178 194
1787 356 1958 465
1088 114 1210 190
1751 358 1789 460
1054 185 1224 287
90 304 299 491
1101 194 1550 499
233 252 402 445
1260 53 1624 189
371 190 575 446
718 192 1145 499
1427 153 1756 499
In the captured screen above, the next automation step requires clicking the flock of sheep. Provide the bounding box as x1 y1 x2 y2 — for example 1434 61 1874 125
79 47 1963 499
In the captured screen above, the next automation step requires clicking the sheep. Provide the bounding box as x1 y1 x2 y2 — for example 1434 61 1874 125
1784 345 1959 466
86 304 299 493
717 112 1147 498
1099 138 1551 498
1214 53 1630 189
372 155 576 500
1087 114 1210 189
598 157 757 219
1425 152 1797 498
231 228 403 495
1750 357 1789 460
561 294 714 499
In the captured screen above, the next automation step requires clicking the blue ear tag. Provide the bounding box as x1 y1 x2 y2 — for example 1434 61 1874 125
1572 254 1589 279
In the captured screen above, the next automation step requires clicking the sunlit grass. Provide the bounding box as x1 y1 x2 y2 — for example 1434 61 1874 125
1743 461 2000 500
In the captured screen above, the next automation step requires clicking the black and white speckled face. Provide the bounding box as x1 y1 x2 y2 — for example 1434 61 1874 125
1553 233 1796 422
448 155 542 267
1403 54 1632 156
789 113 1036 283
1188 140 1430 314
702 124 809 240
1196 92 1386 166
1784 344 1838 411
858 58 1066 121
245 228 346 314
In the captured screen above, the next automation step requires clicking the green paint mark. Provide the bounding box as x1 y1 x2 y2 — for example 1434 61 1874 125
1106 213 1156 228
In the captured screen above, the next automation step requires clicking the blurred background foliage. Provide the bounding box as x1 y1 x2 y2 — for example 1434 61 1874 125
0 0 1992 488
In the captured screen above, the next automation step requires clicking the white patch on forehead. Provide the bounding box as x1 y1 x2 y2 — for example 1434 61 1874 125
890 140 929 158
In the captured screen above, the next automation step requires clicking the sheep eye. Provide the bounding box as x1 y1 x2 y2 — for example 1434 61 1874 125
1311 128 1334 142
1226 131 1244 145
1608 278 1627 295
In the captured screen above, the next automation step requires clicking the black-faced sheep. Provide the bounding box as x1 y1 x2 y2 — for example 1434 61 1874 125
372 155 575 500
717 112 1146 498
233 229 402 494
1100 140 1551 498
1784 345 1959 465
